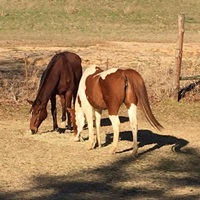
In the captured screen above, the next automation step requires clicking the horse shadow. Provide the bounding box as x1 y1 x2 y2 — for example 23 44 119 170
104 129 189 156
39 116 128 135
101 116 129 126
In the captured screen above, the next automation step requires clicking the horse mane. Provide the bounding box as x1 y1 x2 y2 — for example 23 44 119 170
34 52 65 102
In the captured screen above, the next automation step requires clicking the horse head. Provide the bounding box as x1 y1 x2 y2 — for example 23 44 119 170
27 99 48 134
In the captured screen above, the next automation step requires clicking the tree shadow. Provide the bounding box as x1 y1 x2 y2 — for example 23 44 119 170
104 129 189 155
1 147 199 200
101 116 129 127
178 79 200 101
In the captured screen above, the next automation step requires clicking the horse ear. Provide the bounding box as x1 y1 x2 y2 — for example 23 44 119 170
26 99 34 105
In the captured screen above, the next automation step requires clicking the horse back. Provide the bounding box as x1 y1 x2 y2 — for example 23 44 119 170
56 56 75 93
62 52 82 84
85 68 127 113
51 52 82 94
41 52 82 96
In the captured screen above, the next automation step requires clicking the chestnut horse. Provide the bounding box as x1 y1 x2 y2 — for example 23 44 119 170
27 51 82 134
68 65 163 156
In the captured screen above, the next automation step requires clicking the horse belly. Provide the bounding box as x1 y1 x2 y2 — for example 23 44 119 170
87 95 107 110
86 83 107 110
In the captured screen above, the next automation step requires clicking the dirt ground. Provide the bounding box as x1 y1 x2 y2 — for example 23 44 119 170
0 41 200 200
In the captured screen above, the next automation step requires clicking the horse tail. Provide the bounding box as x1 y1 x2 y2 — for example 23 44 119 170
124 69 163 131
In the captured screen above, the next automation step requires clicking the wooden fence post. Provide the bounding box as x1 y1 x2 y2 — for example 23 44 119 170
174 14 185 101
24 57 29 98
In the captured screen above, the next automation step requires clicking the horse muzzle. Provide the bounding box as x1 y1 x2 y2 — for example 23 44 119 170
30 128 38 134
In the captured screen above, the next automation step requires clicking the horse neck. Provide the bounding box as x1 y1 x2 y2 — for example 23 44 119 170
36 65 60 106
36 83 56 107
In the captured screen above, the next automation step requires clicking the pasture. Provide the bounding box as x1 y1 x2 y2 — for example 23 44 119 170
1 41 200 200
0 1 200 199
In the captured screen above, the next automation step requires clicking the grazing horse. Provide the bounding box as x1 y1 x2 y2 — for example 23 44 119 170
68 65 163 155
27 51 82 134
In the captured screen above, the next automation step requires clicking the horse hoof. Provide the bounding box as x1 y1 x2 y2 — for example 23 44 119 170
58 128 65 134
87 146 93 151
87 142 95 150
79 136 84 142
66 125 73 132
52 128 59 132
74 137 80 142
30 129 38 134
109 148 116 155
132 148 138 157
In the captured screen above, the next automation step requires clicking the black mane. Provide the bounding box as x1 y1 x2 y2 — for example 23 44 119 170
35 52 65 101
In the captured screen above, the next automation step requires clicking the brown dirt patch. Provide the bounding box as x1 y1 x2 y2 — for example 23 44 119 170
0 42 200 199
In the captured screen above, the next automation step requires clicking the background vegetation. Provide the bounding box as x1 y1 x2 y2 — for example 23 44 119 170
1 0 200 45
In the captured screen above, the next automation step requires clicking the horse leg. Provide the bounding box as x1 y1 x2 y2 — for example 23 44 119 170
65 91 73 132
73 107 85 142
50 95 58 131
84 107 96 150
108 115 120 154
94 109 102 148
127 103 138 156
59 95 66 133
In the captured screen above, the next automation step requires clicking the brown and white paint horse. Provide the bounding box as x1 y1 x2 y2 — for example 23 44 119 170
69 65 163 155
27 51 82 134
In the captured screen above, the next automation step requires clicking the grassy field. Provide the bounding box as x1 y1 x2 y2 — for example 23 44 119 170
1 0 200 45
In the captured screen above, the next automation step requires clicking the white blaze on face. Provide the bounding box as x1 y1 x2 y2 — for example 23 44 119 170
99 68 118 80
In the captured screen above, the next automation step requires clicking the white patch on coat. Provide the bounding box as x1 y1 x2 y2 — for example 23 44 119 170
74 100 85 140
109 115 120 128
127 103 138 151
99 68 118 80
77 65 98 103
128 103 137 123
75 65 99 138
108 115 120 153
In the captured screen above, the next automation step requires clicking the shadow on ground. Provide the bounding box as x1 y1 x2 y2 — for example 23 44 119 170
1 146 199 200
100 116 129 126
1 126 200 200
101 116 188 155
104 129 189 156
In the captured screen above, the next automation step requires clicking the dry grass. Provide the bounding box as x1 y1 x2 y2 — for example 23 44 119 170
0 1 200 199
0 41 200 104
0 42 200 200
